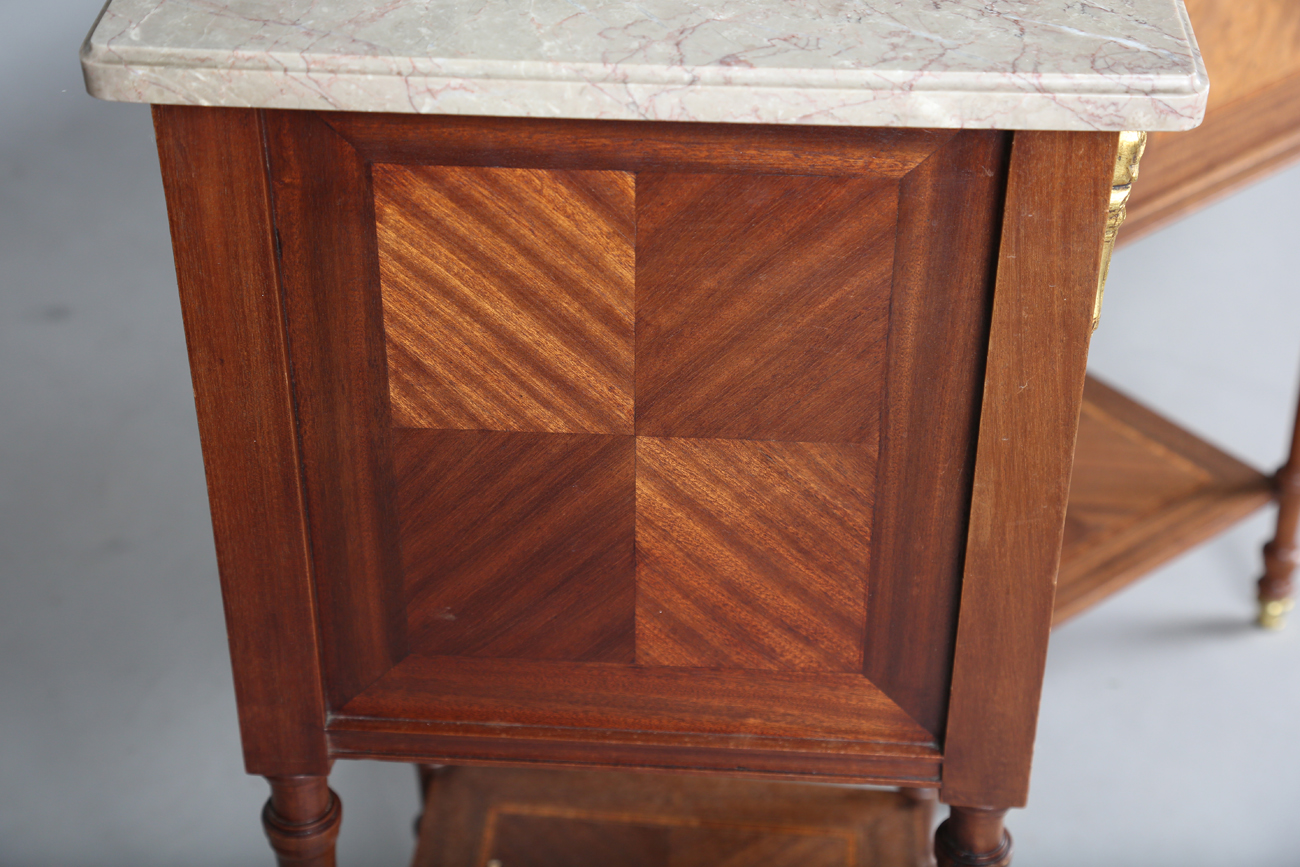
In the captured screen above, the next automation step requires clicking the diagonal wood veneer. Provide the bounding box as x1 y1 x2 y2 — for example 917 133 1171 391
376 160 921 744
376 164 635 435
636 437 874 673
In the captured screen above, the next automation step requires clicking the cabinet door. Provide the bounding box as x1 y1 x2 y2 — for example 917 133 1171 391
262 110 1009 784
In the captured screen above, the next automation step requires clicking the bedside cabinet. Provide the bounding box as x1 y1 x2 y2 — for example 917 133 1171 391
83 0 1211 863
154 105 1114 865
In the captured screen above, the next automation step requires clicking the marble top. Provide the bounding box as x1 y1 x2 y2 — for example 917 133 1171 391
81 0 1208 130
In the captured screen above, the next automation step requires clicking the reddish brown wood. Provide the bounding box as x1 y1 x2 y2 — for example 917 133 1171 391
414 763 446 837
268 116 1010 785
152 105 328 776
246 115 991 787
263 110 407 709
1183 0 1300 105
323 112 953 177
1056 376 1272 624
934 807 1011 867
634 172 893 442
375 164 635 435
342 655 933 744
395 430 635 662
416 764 444 807
411 766 936 867
1259 378 1300 609
334 643 938 779
262 776 342 867
863 129 1010 739
941 130 1115 808
331 719 941 784
155 106 1128 845
636 438 873 672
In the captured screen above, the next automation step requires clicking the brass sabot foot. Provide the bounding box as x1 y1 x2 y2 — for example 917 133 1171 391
1259 597 1294 630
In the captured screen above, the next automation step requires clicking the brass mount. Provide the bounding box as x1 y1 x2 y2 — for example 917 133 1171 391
1259 597 1295 631
1092 130 1147 331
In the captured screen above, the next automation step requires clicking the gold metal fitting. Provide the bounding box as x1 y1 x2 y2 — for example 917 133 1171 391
1259 597 1295 630
1092 130 1147 331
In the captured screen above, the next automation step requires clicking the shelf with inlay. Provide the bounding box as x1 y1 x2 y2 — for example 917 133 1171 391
1055 376 1273 625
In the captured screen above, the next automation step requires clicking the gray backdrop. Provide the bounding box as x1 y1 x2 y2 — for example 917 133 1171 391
2 3 1298 864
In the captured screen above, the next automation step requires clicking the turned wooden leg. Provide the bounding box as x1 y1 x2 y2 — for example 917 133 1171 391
413 764 446 835
1259 384 1300 629
262 776 342 867
900 788 940 867
934 806 1012 867
416 763 445 806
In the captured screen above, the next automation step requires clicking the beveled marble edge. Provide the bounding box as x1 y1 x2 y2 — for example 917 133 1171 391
81 0 1208 131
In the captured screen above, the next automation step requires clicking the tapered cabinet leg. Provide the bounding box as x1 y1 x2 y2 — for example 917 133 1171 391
1259 384 1300 629
263 776 342 867
934 806 1012 867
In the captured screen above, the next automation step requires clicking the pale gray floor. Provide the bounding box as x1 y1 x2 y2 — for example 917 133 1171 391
3 4 1299 865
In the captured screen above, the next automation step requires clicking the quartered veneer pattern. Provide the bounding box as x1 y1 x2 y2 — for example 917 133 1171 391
334 125 1009 762
377 166 885 682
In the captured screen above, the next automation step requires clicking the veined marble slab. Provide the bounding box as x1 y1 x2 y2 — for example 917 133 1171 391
82 0 1207 130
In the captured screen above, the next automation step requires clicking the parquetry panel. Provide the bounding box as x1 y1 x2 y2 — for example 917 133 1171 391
395 429 635 663
1062 397 1210 553
636 437 874 672
634 172 895 443
490 814 851 867
375 165 635 434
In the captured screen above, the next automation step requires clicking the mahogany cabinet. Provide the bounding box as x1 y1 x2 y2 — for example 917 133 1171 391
154 104 1123 866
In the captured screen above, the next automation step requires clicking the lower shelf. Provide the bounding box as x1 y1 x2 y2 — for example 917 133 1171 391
1054 376 1274 625
412 765 935 867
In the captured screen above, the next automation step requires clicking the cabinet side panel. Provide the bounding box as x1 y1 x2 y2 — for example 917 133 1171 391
864 130 1011 739
152 105 328 774
264 109 406 708
941 130 1116 808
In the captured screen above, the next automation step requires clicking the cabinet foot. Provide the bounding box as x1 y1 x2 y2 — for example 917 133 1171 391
1259 594 1295 630
1258 378 1300 629
262 775 341 867
935 806 1012 867
1259 534 1298 630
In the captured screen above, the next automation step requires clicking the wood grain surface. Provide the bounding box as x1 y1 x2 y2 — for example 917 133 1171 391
396 430 635 662
488 814 849 867
1184 0 1300 110
862 129 1010 740
1055 376 1271 624
329 718 941 785
153 105 329 775
412 766 935 867
324 112 952 178
634 172 893 443
377 165 635 434
375 158 905 747
217 111 1029 791
264 109 408 710
340 655 934 744
941 130 1114 808
636 437 873 673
